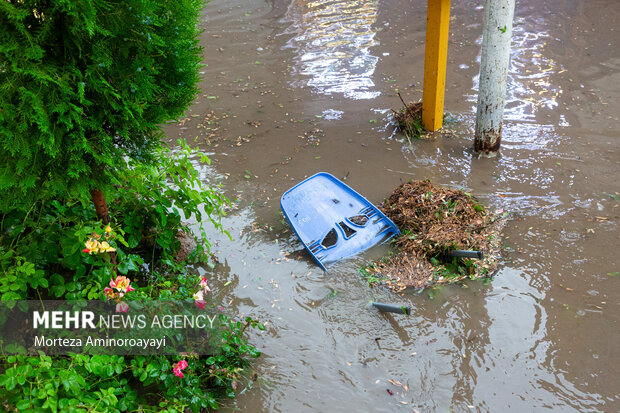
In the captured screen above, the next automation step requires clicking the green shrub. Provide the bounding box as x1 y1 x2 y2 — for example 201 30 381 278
0 1 262 410
0 143 226 302
0 146 261 411
1 0 204 209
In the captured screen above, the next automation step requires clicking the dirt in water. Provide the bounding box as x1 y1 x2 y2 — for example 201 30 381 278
163 0 620 411
371 180 504 292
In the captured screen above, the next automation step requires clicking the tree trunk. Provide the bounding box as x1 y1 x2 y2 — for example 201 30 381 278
90 188 111 225
90 188 116 266
474 0 515 156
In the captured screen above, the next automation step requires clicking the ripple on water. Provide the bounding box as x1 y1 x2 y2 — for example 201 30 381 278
321 109 344 120
468 17 564 123
280 0 381 99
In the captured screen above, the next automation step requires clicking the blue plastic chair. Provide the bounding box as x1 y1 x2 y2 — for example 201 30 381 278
280 172 400 270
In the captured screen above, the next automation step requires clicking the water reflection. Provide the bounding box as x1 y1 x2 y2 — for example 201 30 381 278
471 267 605 411
281 0 380 99
469 17 563 122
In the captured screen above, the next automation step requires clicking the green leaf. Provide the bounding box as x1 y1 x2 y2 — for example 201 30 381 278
50 285 66 298
1 292 21 307
4 374 18 390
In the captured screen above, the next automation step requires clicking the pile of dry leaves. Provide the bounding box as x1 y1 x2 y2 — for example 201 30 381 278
369 180 505 293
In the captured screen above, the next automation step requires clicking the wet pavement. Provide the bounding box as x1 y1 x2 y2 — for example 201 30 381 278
163 0 620 411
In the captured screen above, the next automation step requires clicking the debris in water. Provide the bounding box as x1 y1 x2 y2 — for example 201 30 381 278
368 180 505 293
372 302 411 315
391 93 423 140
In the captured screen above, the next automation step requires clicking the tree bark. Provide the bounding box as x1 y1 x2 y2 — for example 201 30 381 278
474 0 515 156
90 188 116 266
90 188 111 225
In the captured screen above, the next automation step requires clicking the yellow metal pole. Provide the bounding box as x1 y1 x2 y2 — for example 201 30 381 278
422 0 451 131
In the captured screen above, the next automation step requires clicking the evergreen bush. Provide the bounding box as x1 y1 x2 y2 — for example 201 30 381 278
0 1 262 410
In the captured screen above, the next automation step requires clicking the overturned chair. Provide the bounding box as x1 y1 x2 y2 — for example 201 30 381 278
281 172 400 270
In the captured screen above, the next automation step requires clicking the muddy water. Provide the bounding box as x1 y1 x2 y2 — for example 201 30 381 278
163 0 620 411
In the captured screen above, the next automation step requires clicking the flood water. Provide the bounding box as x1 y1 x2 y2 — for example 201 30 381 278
163 0 620 411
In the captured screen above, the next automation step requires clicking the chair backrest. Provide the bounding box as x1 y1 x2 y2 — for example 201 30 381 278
280 172 400 270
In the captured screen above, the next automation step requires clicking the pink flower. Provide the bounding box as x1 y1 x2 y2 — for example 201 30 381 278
172 360 188 378
83 239 99 254
116 302 129 313
193 290 206 309
104 287 115 300
108 276 135 298
105 276 135 301
110 276 131 292
199 277 211 292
